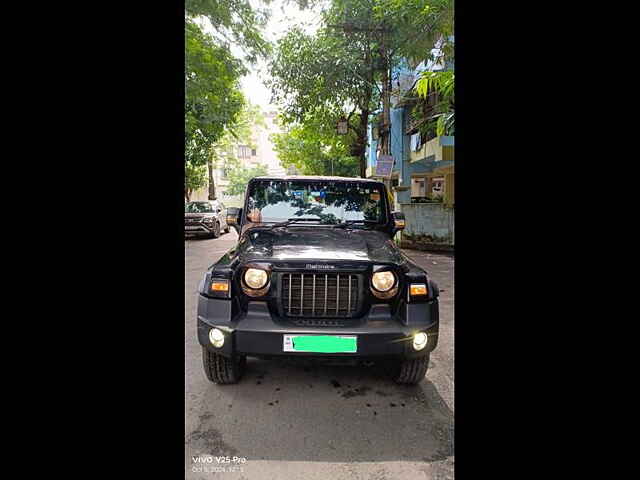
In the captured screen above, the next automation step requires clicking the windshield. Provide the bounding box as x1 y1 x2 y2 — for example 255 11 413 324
245 180 387 225
185 202 214 213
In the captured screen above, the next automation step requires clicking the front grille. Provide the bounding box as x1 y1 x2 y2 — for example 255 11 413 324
281 273 359 318
185 217 203 224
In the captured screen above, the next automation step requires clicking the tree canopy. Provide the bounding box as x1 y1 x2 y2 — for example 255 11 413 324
185 0 273 64
267 0 454 176
185 20 246 159
185 0 272 199
271 110 360 177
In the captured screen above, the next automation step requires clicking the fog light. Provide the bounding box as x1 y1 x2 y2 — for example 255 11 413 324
209 328 225 348
413 332 428 351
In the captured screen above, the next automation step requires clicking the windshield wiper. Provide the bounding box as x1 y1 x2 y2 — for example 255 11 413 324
331 220 379 229
262 218 323 229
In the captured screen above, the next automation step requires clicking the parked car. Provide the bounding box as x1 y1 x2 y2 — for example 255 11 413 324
185 200 229 238
196 176 440 385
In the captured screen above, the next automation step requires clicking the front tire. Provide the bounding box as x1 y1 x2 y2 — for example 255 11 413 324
393 354 430 385
202 348 246 384
210 221 221 238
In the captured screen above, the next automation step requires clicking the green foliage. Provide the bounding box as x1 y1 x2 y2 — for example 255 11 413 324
268 0 454 175
185 20 246 167
216 102 269 197
225 160 269 196
415 71 454 100
267 27 375 126
210 102 266 182
185 161 208 200
185 0 273 64
370 0 454 65
271 110 360 177
415 71 454 136
184 0 271 197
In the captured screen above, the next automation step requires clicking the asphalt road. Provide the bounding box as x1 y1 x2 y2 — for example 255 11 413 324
185 230 454 480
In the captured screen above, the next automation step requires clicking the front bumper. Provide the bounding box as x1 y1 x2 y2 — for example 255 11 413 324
197 298 439 359
185 223 214 235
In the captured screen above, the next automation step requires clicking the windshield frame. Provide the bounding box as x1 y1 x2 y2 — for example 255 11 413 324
242 179 390 227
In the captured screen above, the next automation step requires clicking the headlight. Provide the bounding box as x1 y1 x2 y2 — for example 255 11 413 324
371 271 396 292
413 332 428 351
209 328 225 348
244 268 268 289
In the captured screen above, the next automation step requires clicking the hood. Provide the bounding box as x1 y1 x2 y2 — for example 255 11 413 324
236 227 404 265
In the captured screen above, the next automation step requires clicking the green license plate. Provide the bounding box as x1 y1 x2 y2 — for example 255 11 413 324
283 335 357 353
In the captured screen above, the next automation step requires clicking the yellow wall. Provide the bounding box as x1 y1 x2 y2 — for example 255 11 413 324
444 173 455 207
410 136 454 163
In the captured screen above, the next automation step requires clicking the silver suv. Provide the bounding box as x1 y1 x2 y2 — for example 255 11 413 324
184 200 229 238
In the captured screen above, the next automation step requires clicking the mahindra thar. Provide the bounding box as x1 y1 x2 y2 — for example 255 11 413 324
197 176 440 385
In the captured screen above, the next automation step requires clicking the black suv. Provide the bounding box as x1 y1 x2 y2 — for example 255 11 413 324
197 177 439 385
185 200 229 238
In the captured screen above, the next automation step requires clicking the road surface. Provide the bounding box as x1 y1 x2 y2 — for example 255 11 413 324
185 230 454 480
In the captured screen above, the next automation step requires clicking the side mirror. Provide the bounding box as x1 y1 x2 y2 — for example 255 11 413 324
391 211 405 234
226 207 242 234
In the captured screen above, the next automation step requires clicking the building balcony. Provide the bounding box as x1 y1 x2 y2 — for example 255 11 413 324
410 135 454 164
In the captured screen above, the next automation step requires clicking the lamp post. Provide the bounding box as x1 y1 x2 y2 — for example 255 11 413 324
336 116 348 135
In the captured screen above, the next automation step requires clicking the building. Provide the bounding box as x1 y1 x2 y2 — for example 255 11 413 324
190 109 286 204
366 37 455 249
367 38 454 204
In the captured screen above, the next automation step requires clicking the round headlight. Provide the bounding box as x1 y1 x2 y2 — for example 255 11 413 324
371 271 396 292
244 268 268 289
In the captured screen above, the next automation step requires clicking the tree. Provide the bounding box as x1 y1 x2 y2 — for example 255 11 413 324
185 20 246 154
185 0 273 64
271 110 360 176
415 70 454 136
267 0 454 177
225 161 269 196
268 24 378 177
185 161 208 202
185 0 272 199
208 102 266 198
327 0 453 156
185 19 246 200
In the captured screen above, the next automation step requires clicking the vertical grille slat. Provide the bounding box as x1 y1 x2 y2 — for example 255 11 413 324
300 274 304 315
324 274 327 316
336 275 340 315
282 272 358 319
312 275 316 316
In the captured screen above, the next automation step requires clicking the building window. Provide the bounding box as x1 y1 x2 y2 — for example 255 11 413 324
411 177 427 197
251 148 257 156
238 145 251 159
431 177 445 196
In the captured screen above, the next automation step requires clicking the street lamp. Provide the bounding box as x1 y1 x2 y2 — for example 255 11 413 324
336 116 348 135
